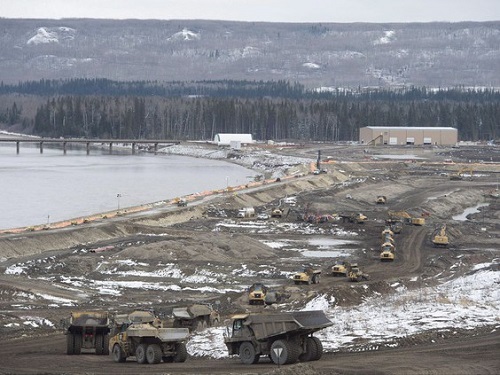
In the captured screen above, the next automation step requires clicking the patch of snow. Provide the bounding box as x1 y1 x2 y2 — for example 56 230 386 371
374 30 396 45
167 28 200 41
303 62 320 69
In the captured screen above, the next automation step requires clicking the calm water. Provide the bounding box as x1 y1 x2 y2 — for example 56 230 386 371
0 144 256 230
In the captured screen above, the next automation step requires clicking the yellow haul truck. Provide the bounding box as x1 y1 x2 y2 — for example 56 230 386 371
293 266 321 285
109 310 189 364
224 311 333 365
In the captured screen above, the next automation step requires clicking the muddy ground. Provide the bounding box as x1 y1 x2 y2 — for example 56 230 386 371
0 143 499 374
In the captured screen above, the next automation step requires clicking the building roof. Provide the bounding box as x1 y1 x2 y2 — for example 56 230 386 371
213 133 253 145
363 126 457 131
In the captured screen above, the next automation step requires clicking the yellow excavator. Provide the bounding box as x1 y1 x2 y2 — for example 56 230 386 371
449 166 474 181
432 225 449 248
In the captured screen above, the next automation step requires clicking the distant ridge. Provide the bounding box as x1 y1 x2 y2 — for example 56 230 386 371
1 19 499 88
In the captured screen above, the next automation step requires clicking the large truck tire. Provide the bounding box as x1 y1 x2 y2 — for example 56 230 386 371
73 333 82 355
299 337 318 362
146 344 162 364
239 342 259 364
112 344 126 363
136 343 148 364
66 333 75 355
173 342 188 363
311 337 323 361
270 339 300 365
103 334 110 355
95 333 103 355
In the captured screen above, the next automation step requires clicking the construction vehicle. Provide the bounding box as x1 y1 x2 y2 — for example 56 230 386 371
376 195 387 204
248 283 289 305
293 266 321 285
109 310 189 364
386 219 403 234
388 211 425 226
449 166 474 180
237 207 256 218
248 283 268 305
177 198 187 207
432 224 449 248
331 261 351 277
348 264 369 282
224 311 332 365
64 311 111 355
341 213 367 224
411 217 426 226
172 304 220 331
380 242 395 262
381 227 394 239
271 208 283 218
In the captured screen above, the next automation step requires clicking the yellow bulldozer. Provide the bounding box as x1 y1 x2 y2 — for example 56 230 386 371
331 261 351 277
432 225 449 248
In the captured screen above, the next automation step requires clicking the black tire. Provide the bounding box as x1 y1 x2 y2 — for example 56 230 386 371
103 334 110 355
73 333 82 355
66 333 75 355
298 337 318 362
112 343 126 363
173 342 188 363
95 334 103 355
239 342 259 365
136 343 148 364
146 344 162 364
311 337 323 361
162 356 174 363
270 339 300 365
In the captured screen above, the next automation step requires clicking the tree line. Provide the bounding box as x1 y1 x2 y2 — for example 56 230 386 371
1 79 499 142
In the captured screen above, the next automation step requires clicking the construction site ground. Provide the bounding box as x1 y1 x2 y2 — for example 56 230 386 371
0 143 499 374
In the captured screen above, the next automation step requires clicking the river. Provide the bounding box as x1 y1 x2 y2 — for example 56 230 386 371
0 143 257 230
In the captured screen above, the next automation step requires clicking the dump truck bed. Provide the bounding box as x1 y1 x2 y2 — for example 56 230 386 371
126 325 190 341
173 305 212 319
244 311 332 341
69 312 109 327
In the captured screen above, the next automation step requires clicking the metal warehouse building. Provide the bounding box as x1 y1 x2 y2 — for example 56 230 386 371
359 126 458 146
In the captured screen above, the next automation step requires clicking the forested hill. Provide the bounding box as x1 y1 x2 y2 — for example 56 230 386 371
1 18 499 88
1 80 498 142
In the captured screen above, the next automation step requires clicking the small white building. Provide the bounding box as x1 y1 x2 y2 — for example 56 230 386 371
213 133 253 147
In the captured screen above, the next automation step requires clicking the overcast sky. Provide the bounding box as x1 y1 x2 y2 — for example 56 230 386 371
2 0 499 23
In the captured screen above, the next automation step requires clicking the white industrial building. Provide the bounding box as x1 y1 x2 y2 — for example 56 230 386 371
213 133 254 147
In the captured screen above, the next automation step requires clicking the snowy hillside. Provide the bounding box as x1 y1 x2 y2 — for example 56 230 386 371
1 19 499 88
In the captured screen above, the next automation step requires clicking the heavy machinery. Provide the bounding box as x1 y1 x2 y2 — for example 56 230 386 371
176 198 187 207
293 266 321 285
380 242 395 262
386 219 403 234
348 264 369 282
449 166 474 180
271 208 283 218
109 310 190 364
341 213 367 224
248 283 268 305
64 311 111 355
376 195 387 204
331 261 351 277
224 311 333 365
237 207 256 218
248 283 289 305
172 304 220 331
432 224 449 248
388 211 425 226
381 227 394 239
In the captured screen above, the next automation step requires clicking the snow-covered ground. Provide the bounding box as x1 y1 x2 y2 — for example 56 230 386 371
188 260 499 357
